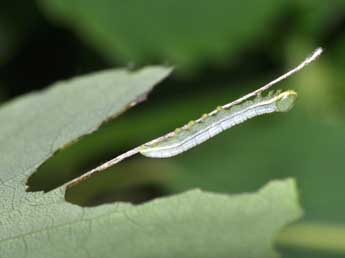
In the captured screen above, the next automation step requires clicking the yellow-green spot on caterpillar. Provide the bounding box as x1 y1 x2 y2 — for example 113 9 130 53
186 120 195 128
174 128 181 134
201 114 208 120
66 48 322 188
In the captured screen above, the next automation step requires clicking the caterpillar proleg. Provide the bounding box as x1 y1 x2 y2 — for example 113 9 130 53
67 48 322 188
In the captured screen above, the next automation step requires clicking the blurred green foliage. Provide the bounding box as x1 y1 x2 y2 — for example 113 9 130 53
1 0 345 257
37 0 290 70
0 1 40 64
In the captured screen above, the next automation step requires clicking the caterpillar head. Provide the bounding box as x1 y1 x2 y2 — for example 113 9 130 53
275 90 298 112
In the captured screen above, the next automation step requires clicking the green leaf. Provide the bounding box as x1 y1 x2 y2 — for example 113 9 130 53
37 0 288 70
277 222 345 254
0 66 301 257
0 66 171 188
0 177 301 258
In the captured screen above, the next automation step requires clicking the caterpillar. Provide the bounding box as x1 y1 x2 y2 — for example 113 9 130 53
140 90 297 158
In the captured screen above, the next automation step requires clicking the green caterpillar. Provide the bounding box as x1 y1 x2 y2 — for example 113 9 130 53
140 90 297 158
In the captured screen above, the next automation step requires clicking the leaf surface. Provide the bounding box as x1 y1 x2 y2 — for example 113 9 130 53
0 67 301 257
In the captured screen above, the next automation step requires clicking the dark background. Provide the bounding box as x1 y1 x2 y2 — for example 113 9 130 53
1 1 345 257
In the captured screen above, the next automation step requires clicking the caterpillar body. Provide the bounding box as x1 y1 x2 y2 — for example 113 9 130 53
139 90 297 158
